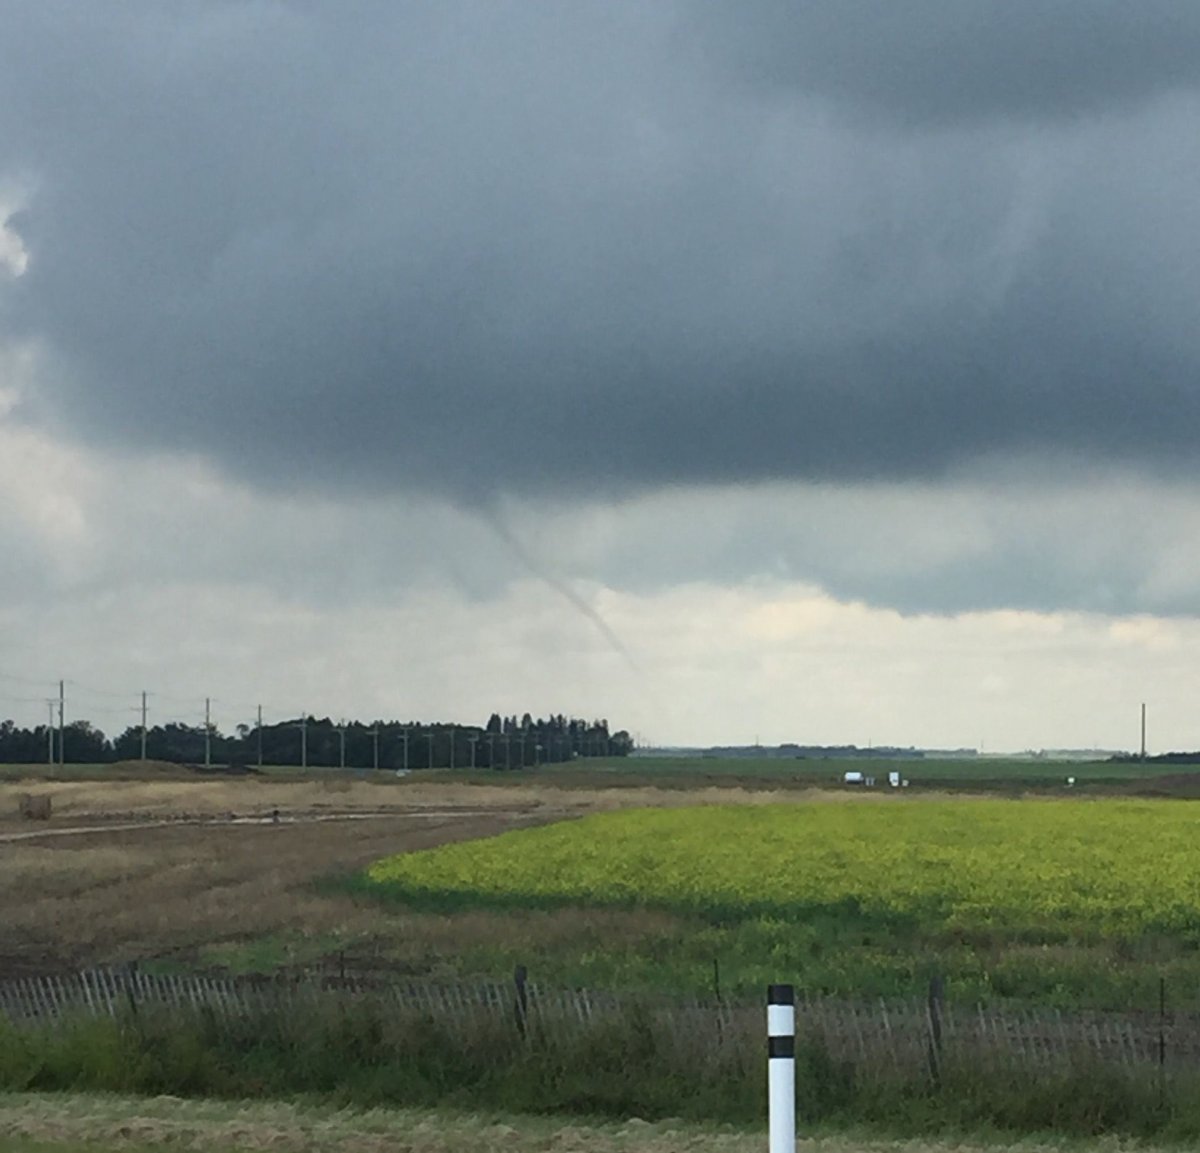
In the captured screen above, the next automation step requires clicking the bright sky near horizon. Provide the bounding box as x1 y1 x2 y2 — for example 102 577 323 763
3 2 1200 752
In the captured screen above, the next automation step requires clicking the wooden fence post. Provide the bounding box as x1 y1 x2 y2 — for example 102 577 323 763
514 964 528 1040
1159 974 1167 1109
926 974 944 1088
125 963 139 1019
713 958 725 1046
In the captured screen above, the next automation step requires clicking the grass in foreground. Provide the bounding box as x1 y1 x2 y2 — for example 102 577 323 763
3 1000 1200 1146
0 1092 1178 1153
357 800 1200 1008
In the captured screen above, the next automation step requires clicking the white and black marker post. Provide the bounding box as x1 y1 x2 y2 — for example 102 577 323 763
768 983 795 1153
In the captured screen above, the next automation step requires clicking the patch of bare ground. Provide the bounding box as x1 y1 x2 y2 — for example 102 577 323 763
0 1094 1150 1153
0 811 553 976
0 778 554 826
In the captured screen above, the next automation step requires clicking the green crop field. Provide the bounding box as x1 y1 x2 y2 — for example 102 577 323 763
534 754 1198 788
3 752 1196 792
409 753 1200 798
361 798 1200 1008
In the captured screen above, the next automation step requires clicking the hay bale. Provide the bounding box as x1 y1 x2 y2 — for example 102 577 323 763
18 793 52 820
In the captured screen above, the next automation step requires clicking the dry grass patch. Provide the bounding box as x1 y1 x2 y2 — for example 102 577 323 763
0 846 151 895
343 904 690 975
0 811 551 974
0 777 952 830
0 1093 1159 1153
0 779 405 820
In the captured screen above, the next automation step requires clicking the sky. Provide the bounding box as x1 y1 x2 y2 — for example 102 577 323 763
2 1 1200 752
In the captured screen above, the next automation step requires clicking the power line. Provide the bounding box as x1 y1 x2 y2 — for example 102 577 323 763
150 690 215 707
0 693 53 705
66 677 145 701
0 669 57 688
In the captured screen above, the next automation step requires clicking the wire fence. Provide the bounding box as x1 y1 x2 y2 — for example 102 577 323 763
1 967 1196 1079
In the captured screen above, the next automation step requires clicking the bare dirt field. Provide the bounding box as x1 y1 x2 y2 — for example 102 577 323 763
0 777 579 977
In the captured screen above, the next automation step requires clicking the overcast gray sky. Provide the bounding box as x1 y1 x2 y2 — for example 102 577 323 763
2 1 1199 751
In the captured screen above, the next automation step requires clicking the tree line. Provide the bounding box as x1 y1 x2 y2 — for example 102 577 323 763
0 713 633 769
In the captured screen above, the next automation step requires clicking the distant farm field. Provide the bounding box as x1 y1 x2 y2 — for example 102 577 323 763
530 754 1200 792
4 753 1198 795
362 799 1200 1007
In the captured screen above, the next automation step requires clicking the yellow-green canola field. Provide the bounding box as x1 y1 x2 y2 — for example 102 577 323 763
368 800 1200 937
363 799 1200 1005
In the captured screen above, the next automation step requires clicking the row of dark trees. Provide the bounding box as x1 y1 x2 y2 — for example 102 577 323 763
0 714 633 769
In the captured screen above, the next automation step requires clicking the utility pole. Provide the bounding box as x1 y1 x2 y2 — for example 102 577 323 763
516 732 525 768
338 720 346 770
427 729 435 769
256 705 263 769
1141 702 1147 761
204 698 212 769
58 679 65 769
399 727 409 772
504 733 511 770
299 714 308 771
368 727 379 771
46 700 55 767
140 691 148 761
468 734 478 770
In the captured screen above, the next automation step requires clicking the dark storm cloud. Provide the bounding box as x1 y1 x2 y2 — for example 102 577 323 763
3 1 1200 506
703 1 1200 124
